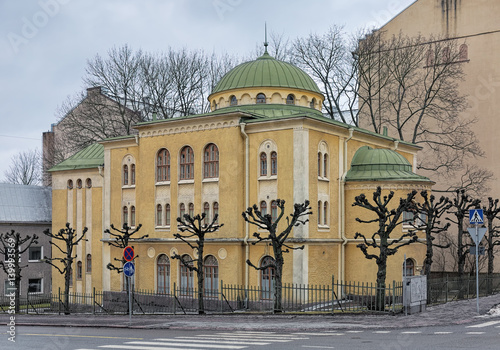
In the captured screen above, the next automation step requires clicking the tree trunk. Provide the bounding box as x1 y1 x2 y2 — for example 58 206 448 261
487 221 494 294
64 264 71 315
197 243 205 315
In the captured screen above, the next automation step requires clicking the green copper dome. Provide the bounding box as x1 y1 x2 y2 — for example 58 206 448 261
212 52 321 94
345 146 431 182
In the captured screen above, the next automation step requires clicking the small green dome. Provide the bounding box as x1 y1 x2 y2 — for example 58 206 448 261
212 52 321 94
345 146 431 182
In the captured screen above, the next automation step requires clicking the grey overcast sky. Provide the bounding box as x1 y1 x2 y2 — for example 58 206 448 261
0 0 415 183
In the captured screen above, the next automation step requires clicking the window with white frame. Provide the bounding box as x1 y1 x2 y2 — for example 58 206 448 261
28 246 42 262
28 278 42 294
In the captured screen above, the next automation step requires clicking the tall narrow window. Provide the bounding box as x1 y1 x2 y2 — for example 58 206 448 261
260 153 267 176
76 179 82 189
77 261 82 280
157 254 170 294
271 200 278 222
180 146 194 180
323 154 328 178
317 201 321 225
260 256 275 300
318 153 321 177
156 204 163 226
123 165 128 185
286 94 295 105
67 180 73 189
459 44 468 61
404 258 415 277
260 201 267 216
189 203 194 218
270 152 277 176
323 201 328 226
180 255 194 295
203 202 210 225
179 203 185 219
130 164 136 185
204 255 219 297
310 98 316 108
86 254 92 273
230 95 238 106
123 206 128 226
130 206 136 227
157 148 170 182
256 93 266 104
204 144 219 178
442 46 450 63
426 49 434 66
86 178 92 188
165 204 171 226
213 202 219 223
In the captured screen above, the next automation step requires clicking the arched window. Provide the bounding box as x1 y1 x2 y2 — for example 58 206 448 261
76 179 82 189
442 46 450 63
405 258 415 277
230 95 238 106
286 94 295 105
317 201 321 225
459 44 468 61
260 153 267 176
310 98 316 108
157 148 170 182
260 201 267 216
212 100 217 110
180 146 194 180
86 178 92 188
271 200 278 222
130 164 135 185
256 93 266 104
213 202 219 223
165 204 171 226
156 204 163 226
179 203 185 219
180 254 194 295
123 165 128 185
260 256 275 300
323 154 328 178
130 206 136 227
204 255 218 297
318 152 322 177
86 254 92 273
157 254 170 294
203 202 210 225
123 206 128 226
270 152 277 176
426 49 434 66
67 180 73 189
77 261 82 280
189 203 194 218
204 144 219 178
323 201 328 226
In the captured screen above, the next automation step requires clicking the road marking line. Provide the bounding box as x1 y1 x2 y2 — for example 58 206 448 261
126 341 245 349
292 333 337 336
100 346 206 350
156 338 270 346
214 332 307 339
302 346 335 349
23 333 142 340
465 331 485 335
373 331 391 334
434 332 453 334
467 320 500 328
190 335 293 342
345 331 364 333
401 331 422 334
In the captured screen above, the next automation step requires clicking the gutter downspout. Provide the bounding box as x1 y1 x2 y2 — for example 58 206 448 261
339 128 354 287
240 123 250 290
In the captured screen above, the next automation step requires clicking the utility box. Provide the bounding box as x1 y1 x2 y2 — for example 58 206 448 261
403 275 427 314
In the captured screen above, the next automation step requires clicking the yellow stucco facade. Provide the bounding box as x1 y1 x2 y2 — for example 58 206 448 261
49 51 433 295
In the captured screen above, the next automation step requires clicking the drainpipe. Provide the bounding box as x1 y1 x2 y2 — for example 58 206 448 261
339 128 354 286
240 123 250 289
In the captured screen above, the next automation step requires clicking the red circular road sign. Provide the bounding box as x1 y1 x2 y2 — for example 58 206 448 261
123 246 135 262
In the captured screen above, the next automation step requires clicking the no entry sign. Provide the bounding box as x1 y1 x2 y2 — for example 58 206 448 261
123 246 135 262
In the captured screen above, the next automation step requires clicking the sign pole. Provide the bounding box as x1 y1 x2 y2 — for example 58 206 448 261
475 223 480 314
128 276 132 323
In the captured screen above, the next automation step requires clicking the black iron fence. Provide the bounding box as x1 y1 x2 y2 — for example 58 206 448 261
427 274 500 305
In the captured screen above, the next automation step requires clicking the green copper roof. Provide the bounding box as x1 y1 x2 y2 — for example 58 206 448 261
212 52 321 94
49 143 104 172
345 146 431 182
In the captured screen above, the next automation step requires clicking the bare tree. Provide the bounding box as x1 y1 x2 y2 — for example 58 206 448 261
0 230 38 313
243 199 312 313
43 223 87 314
4 149 41 186
105 223 147 312
353 187 418 311
171 213 223 314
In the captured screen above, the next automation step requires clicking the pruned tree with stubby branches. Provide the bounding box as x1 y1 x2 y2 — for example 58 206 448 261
353 187 419 311
414 191 451 284
243 199 312 313
171 213 223 314
43 223 87 315
105 223 146 312
0 230 38 313
482 197 500 294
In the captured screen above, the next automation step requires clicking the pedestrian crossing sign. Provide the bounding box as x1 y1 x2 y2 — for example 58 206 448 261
469 209 484 224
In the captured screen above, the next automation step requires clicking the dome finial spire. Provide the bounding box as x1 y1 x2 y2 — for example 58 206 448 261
264 22 269 54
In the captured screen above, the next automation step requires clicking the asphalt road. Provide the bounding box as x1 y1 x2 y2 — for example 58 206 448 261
2 320 499 350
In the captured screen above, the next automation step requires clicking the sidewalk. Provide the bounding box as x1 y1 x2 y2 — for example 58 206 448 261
2 293 500 331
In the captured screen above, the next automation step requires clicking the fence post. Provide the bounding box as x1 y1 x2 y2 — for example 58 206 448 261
58 288 61 315
26 289 29 314
445 275 448 303
392 282 395 314
93 288 95 315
